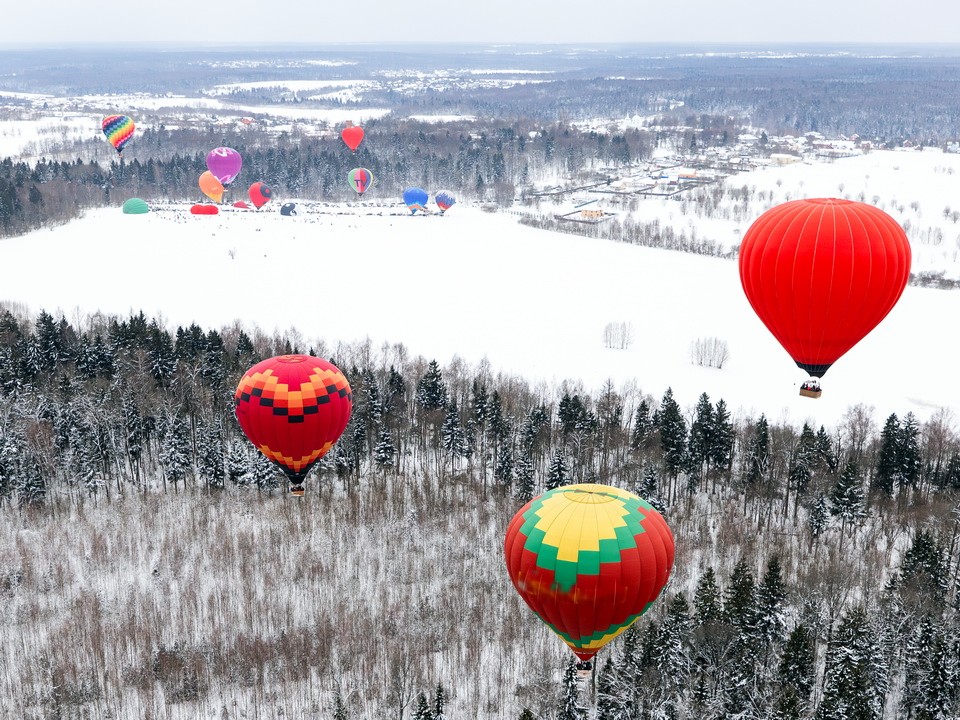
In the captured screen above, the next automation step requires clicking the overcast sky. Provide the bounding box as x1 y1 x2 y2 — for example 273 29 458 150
2 1 960 46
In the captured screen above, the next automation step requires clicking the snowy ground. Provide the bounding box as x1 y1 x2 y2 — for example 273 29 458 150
0 196 952 429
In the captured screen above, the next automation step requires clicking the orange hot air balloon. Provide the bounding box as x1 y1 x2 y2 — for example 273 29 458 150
504 484 675 662
739 198 911 382
341 124 364 153
199 171 225 203
234 354 352 495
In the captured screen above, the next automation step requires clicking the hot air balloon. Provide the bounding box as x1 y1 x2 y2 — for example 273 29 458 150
341 124 364 153
199 171 225 203
190 204 219 215
248 181 272 209
102 115 135 156
504 483 674 662
233 201 251 210
206 147 243 186
347 168 374 196
280 202 298 216
402 187 429 214
121 198 149 214
235 354 352 495
739 198 911 394
435 191 456 214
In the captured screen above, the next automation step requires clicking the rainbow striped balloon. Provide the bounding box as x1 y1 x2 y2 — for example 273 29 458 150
504 483 675 660
102 115 135 155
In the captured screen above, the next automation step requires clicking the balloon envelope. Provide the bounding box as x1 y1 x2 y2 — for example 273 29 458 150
206 147 243 185
102 115 135 155
232 201 250 209
280 202 298 216
234 354 353 484
199 171 225 203
341 125 364 152
739 198 911 378
504 483 675 661
347 168 374 195
402 187 429 214
190 204 219 215
121 198 149 214
248 181 272 209
435 191 456 212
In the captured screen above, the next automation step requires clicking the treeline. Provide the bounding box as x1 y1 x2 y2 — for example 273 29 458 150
2 306 960 718
0 119 653 237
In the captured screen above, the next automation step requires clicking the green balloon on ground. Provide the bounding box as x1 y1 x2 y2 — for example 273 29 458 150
122 198 150 214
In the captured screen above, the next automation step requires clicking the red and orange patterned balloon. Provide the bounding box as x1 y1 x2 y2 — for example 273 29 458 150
234 355 352 493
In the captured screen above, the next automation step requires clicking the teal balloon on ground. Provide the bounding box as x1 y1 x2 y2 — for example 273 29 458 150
122 198 150 214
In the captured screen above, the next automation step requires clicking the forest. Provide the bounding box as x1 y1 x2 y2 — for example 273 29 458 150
1 304 958 718
4 43 960 719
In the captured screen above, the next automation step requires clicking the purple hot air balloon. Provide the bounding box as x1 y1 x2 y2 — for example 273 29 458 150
206 147 243 186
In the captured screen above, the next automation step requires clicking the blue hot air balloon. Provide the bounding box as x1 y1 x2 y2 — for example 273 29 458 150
402 187 430 214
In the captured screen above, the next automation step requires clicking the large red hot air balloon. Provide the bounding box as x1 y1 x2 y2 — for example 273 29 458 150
235 355 352 495
739 198 911 384
341 124 364 153
504 484 674 662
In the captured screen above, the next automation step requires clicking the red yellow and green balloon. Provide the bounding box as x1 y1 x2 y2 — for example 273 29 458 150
101 115 135 156
234 355 352 494
504 483 675 661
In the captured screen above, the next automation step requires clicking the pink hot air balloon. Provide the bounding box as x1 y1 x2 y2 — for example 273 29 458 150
206 147 243 186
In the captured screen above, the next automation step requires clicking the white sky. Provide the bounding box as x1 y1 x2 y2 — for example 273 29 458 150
2 1 960 45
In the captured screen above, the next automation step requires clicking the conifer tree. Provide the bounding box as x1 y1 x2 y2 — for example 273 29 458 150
816 606 887 720
494 442 514 489
709 398 735 472
196 415 225 489
829 459 867 534
546 449 568 490
787 423 817 508
373 425 396 467
433 683 446 719
724 558 757 638
637 464 665 512
630 398 654 451
657 593 692 686
440 400 468 460
899 412 922 491
775 623 815 719
514 450 535 502
744 413 770 487
873 413 900 495
159 410 192 488
694 567 723 625
415 360 448 411
332 688 349 720
412 692 431 720
657 387 687 479
756 554 787 647
557 657 588 720
809 493 829 543
687 392 714 480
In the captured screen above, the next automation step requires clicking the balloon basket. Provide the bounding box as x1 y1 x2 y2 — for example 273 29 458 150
290 485 305 497
799 387 822 399
575 661 593 679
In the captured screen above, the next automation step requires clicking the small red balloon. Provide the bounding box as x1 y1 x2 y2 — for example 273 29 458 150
341 125 364 153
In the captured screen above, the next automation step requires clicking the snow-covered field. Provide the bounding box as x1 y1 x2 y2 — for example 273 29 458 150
0 190 952 430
